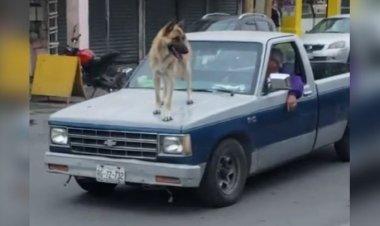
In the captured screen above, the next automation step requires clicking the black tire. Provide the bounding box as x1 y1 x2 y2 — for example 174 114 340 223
75 177 117 196
335 128 350 162
197 139 248 208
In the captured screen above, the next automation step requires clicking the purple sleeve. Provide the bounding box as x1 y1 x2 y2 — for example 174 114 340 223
288 75 304 99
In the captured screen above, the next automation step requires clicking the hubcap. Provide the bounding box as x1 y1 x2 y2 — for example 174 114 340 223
217 154 239 195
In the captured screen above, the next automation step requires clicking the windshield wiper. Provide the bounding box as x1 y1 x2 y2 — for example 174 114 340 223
176 88 235 96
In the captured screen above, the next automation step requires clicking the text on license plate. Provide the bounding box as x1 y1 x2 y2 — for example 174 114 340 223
96 165 125 184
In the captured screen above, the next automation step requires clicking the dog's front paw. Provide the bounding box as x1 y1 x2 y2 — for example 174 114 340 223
153 109 161 115
186 99 194 105
162 111 173 122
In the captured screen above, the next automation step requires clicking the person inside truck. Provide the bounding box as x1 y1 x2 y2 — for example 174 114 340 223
265 48 304 112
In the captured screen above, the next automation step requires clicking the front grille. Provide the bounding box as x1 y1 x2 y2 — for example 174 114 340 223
68 128 159 160
304 44 325 52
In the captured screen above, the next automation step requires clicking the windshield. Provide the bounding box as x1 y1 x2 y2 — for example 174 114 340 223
309 18 350 33
187 19 236 32
128 41 263 94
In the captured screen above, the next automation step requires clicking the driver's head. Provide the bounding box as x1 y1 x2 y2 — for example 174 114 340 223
267 48 284 75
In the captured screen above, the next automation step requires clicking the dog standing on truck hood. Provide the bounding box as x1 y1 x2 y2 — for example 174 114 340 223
149 20 193 122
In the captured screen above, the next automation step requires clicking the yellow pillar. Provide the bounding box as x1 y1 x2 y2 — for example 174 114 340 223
327 0 341 17
0 33 29 100
243 0 255 13
281 0 303 36
265 0 272 17
350 0 354 14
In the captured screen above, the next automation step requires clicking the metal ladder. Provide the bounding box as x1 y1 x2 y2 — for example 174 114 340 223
47 0 59 54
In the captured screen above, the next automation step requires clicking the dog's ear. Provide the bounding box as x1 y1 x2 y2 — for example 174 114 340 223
177 20 185 29
163 19 176 36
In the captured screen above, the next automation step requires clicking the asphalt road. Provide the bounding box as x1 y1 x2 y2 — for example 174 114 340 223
30 108 349 226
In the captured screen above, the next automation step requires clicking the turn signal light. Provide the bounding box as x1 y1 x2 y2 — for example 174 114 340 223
48 164 69 172
155 176 181 185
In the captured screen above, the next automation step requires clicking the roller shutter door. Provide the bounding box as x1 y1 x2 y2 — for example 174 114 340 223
109 0 139 63
57 0 67 53
89 0 107 57
89 0 139 63
177 0 207 29
145 0 176 53
209 0 239 15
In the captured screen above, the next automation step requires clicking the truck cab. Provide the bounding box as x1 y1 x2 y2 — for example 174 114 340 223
45 31 350 207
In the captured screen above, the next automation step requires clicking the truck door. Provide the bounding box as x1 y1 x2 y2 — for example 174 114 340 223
252 40 318 172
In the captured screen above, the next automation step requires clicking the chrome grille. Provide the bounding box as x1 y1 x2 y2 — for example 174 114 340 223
68 128 158 160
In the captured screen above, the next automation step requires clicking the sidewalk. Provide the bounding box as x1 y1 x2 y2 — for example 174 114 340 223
30 87 108 114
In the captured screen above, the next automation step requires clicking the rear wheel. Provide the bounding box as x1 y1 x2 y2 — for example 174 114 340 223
335 128 350 162
197 139 248 207
75 177 117 196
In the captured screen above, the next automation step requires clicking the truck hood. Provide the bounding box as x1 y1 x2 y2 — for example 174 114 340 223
301 33 350 46
49 89 253 132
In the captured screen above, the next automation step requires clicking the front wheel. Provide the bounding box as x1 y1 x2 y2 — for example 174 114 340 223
75 177 117 196
197 139 248 208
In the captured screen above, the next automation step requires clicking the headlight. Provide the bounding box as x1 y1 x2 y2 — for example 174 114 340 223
328 41 346 49
50 128 68 145
160 135 192 156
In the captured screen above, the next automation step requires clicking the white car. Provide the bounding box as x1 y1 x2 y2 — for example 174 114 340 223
301 14 350 63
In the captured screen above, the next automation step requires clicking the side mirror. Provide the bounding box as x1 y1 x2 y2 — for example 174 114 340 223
268 73 292 91
122 67 134 75
120 66 136 82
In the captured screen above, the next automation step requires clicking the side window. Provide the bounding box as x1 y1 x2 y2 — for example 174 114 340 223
270 42 307 84
241 20 257 31
267 20 276 31
255 19 270 31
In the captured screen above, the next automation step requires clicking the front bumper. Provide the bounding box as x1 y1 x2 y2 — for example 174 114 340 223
44 152 205 187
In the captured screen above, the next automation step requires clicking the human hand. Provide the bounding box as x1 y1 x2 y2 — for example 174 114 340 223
287 94 297 112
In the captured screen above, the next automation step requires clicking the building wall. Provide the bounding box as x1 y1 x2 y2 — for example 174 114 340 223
29 0 48 76
66 0 89 49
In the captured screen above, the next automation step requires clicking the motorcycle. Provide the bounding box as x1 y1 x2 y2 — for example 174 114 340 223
63 26 131 97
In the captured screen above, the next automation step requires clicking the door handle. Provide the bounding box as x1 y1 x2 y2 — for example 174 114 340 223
303 90 313 97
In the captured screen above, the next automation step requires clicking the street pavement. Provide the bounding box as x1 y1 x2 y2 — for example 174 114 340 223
30 103 349 226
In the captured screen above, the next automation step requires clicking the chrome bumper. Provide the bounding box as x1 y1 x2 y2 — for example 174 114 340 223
44 152 205 187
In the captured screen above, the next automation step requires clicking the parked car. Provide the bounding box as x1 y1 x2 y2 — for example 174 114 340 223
45 31 349 208
301 14 350 63
186 13 277 32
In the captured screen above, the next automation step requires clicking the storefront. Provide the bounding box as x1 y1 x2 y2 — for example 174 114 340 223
277 0 349 35
87 0 241 64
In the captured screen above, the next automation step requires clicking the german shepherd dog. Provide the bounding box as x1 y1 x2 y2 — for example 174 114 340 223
149 20 193 121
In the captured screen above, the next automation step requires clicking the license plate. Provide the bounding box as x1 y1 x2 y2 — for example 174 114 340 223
96 165 125 184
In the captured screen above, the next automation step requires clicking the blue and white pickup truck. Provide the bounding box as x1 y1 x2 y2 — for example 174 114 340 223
45 31 350 207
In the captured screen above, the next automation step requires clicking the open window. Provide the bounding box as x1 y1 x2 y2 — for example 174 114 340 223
271 42 308 84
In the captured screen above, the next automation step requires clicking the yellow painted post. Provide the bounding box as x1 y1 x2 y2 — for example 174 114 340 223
266 0 273 17
243 0 255 13
280 0 303 36
350 0 354 14
0 34 29 101
327 0 341 17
